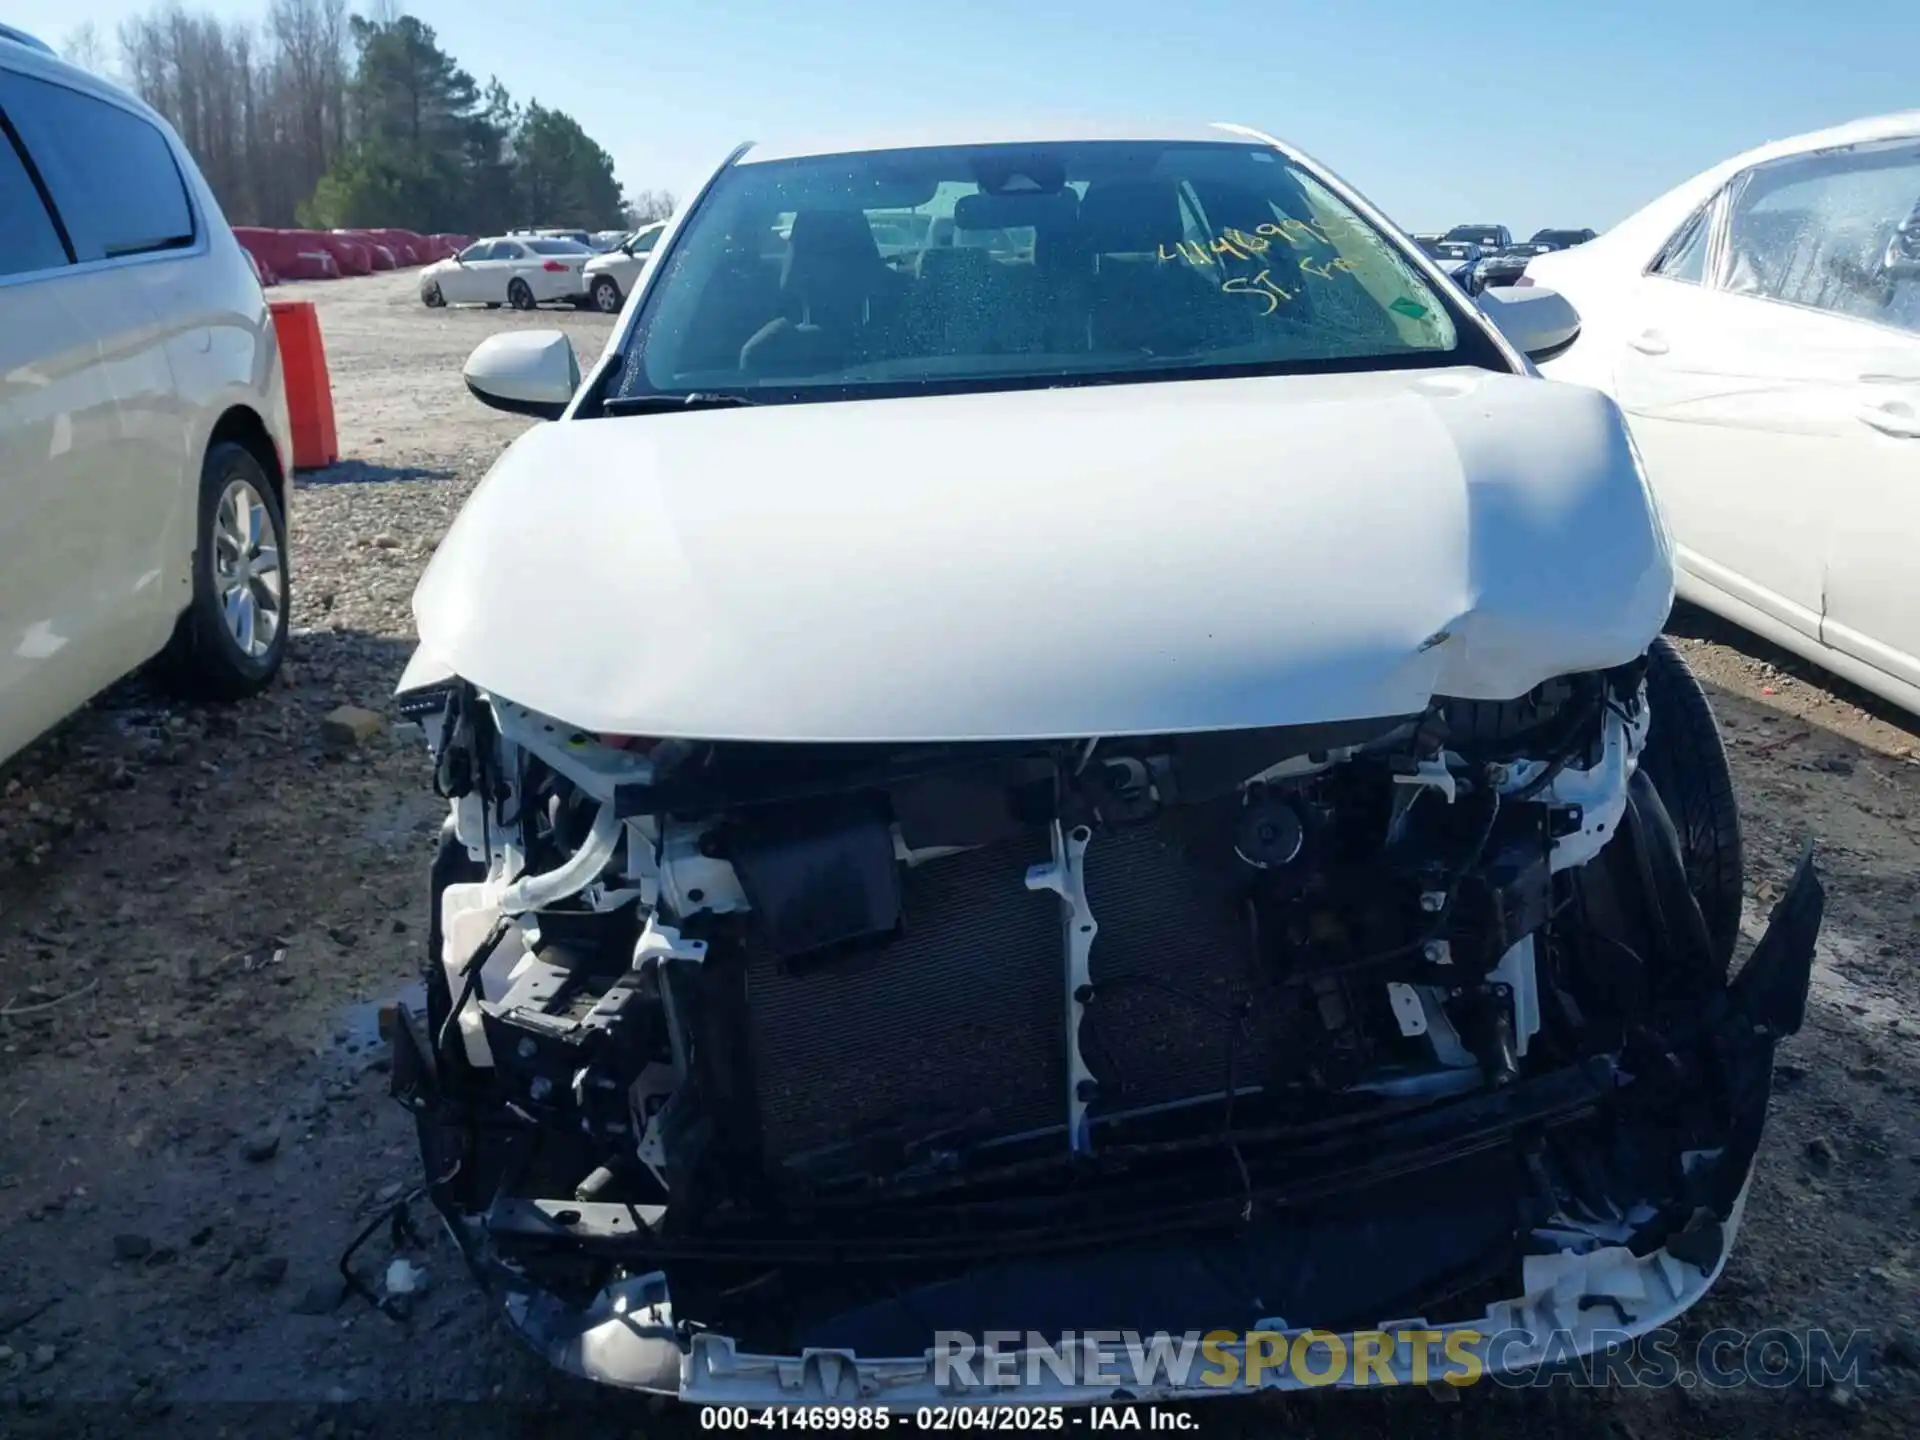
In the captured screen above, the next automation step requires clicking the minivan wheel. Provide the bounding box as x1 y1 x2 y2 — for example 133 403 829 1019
162 442 289 700
592 276 622 313
507 279 536 311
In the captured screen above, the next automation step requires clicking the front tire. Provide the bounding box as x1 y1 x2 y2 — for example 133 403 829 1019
1636 634 1743 971
162 442 290 700
507 279 536 311
422 282 445 308
591 276 622 313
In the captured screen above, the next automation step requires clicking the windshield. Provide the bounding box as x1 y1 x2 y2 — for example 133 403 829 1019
609 140 1466 405
1444 226 1505 247
1529 229 1585 247
527 238 590 255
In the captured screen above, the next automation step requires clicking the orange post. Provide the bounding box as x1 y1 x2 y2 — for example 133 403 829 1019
268 299 339 469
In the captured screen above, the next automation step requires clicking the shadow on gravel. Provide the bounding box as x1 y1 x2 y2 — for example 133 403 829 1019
299 460 457 487
0 626 419 886
1666 601 1920 744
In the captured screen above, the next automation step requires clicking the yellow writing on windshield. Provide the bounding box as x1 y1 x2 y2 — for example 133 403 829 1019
1220 269 1294 315
1158 218 1341 268
1151 233 1361 317
1300 255 1359 280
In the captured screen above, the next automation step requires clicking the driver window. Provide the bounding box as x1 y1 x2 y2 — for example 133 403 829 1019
457 241 490 262
1723 143 1920 333
632 229 660 254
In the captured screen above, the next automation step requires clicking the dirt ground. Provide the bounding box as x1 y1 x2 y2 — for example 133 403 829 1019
0 270 1915 1439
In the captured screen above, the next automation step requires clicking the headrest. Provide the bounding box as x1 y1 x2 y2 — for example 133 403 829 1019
788 210 883 261
953 190 1079 232
782 210 885 294
1077 183 1183 254
915 246 993 283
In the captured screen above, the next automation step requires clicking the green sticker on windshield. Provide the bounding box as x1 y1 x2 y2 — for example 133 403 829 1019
1390 297 1430 319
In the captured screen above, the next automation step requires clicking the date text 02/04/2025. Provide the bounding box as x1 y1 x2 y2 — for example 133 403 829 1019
697 1405 1200 1431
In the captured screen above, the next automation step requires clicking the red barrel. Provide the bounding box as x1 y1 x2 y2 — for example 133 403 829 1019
268 300 339 469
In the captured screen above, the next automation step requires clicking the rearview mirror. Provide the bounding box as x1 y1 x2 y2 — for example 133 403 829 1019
463 331 580 420
1478 285 1581 363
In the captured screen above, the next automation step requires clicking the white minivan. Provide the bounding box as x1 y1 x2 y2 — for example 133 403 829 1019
0 29 293 767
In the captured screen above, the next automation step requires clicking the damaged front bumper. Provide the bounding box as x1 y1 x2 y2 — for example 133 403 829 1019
389 851 1823 1407
500 1185 1756 1402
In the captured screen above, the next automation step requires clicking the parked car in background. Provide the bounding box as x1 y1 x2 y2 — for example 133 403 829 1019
419 235 593 309
398 121 1821 1408
1532 111 1920 714
1443 221 1512 251
1415 235 1485 292
580 220 666 312
1476 247 1536 289
1480 228 1601 289
0 29 293 767
1530 226 1597 248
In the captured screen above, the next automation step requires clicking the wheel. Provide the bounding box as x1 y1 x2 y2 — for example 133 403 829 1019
507 279 536 311
422 282 445 308
1635 634 1743 971
161 442 289 699
591 276 622 313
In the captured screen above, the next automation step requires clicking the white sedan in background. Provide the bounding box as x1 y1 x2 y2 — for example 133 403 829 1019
420 235 592 310
1530 112 1920 714
581 220 666 313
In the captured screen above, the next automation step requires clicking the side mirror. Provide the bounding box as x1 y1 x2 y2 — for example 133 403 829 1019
1478 285 1581 363
1883 225 1920 280
463 330 580 420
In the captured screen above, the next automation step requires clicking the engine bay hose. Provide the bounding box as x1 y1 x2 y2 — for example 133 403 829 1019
491 800 621 914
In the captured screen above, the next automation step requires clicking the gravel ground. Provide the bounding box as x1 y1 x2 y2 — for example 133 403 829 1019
0 270 1916 1438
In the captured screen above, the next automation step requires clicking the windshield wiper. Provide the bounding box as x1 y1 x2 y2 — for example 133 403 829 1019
602 391 761 415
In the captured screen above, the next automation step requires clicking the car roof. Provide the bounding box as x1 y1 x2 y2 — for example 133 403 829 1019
0 21 54 54
1593 110 1920 262
739 120 1266 164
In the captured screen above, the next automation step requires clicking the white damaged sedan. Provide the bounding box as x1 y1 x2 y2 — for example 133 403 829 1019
388 125 1823 1405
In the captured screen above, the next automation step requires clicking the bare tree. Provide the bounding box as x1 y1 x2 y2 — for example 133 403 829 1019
627 188 675 226
116 1 349 227
112 2 626 235
60 21 110 75
268 0 348 188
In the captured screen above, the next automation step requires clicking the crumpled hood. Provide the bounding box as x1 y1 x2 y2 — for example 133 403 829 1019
410 368 1672 742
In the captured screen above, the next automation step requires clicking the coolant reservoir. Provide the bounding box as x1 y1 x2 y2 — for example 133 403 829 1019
439 883 530 1067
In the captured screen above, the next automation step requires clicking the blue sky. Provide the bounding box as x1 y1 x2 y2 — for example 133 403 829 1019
19 0 1918 234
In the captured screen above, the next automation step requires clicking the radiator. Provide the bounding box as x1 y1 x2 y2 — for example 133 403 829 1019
743 821 1275 1170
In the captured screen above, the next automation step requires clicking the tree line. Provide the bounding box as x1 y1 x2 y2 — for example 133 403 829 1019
60 1 671 235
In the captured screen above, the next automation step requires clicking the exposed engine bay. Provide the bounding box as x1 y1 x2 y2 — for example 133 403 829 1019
389 645 1822 1401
